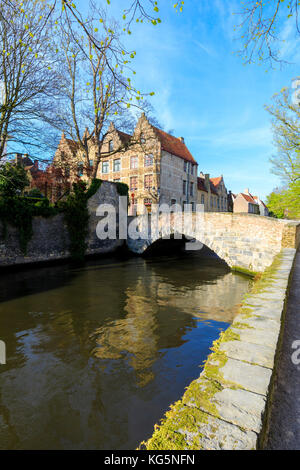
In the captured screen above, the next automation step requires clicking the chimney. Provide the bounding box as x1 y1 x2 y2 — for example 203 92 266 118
244 188 250 194
179 137 185 143
205 173 210 192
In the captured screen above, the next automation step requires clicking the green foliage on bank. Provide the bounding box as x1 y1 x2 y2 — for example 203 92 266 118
0 163 102 259
267 181 300 219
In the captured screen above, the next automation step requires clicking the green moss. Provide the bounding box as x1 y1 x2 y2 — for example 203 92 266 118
231 265 258 278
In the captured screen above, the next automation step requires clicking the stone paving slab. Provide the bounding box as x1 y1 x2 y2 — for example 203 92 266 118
235 315 281 335
220 357 272 396
230 326 279 349
210 388 266 434
186 415 258 450
219 340 275 369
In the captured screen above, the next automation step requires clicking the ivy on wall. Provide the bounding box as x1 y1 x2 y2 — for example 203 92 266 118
0 178 102 260
59 179 102 261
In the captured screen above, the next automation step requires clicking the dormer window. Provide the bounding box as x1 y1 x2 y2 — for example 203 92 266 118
109 140 113 152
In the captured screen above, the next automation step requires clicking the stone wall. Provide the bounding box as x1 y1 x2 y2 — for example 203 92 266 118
140 247 297 450
0 181 123 267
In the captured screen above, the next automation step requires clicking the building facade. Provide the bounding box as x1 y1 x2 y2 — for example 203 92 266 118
97 114 198 214
197 173 229 212
232 189 260 215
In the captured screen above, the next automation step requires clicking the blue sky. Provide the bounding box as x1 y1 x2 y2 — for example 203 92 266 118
87 0 299 200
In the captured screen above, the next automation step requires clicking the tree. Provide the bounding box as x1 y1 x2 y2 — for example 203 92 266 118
235 0 300 67
50 1 162 182
265 85 300 220
0 162 29 197
266 87 300 184
266 189 286 218
0 0 61 161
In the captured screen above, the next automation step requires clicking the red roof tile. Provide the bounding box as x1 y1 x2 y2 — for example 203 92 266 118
241 193 258 204
210 176 223 187
152 126 197 164
197 176 218 195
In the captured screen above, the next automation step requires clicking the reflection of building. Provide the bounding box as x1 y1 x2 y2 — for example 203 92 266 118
197 173 229 212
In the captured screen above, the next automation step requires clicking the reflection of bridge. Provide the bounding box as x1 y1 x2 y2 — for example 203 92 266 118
127 212 300 273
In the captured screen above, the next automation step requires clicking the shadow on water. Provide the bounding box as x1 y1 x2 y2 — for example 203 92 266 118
0 246 251 450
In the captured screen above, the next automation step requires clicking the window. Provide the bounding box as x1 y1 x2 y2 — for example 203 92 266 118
144 174 153 189
108 140 113 152
190 164 194 175
184 161 188 172
89 160 93 167
144 154 153 167
201 194 205 205
114 178 121 182
190 182 194 196
130 176 138 191
140 133 146 144
130 156 138 169
113 159 121 172
183 180 187 195
102 161 109 173
171 198 177 206
78 162 84 176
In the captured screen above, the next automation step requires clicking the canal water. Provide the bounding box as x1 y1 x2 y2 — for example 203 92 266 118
0 251 251 450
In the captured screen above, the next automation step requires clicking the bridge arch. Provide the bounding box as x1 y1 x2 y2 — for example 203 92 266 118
126 212 300 273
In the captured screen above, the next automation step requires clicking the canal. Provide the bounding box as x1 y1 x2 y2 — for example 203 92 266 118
0 250 251 450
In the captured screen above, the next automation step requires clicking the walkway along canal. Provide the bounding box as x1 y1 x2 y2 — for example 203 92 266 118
0 250 251 450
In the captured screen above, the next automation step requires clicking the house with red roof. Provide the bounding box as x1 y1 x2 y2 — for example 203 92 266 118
197 172 229 212
98 113 198 214
53 113 198 212
232 189 261 215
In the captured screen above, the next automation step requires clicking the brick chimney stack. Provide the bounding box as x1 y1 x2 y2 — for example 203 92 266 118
205 173 211 193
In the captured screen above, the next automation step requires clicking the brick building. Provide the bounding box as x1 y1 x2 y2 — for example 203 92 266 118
98 114 198 214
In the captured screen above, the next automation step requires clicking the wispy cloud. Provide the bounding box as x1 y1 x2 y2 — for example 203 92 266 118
194 40 217 58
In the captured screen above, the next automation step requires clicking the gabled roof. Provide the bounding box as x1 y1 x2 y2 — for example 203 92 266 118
240 193 258 205
151 126 197 164
197 176 218 195
210 176 223 187
253 196 267 208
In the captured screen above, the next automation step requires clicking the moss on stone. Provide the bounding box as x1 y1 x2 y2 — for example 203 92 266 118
231 266 258 278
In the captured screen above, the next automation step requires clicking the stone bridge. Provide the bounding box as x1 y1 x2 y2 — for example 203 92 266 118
127 212 300 273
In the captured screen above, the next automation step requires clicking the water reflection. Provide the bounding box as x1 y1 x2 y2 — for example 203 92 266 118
0 253 250 449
